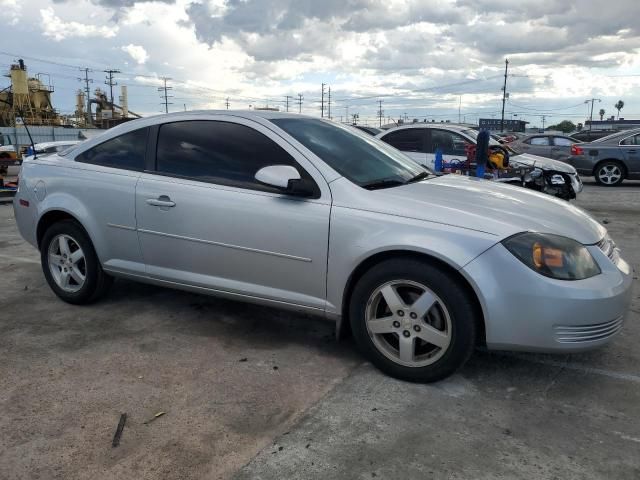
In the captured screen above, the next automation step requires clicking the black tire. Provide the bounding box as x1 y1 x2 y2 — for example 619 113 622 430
40 220 113 304
349 258 477 383
594 160 625 186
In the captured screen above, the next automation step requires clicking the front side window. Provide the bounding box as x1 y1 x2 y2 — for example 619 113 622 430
270 118 427 187
75 128 148 171
381 129 424 152
430 129 469 156
156 120 316 193
528 137 550 146
620 134 640 146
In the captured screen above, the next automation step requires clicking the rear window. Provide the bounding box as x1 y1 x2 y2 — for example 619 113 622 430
74 128 148 170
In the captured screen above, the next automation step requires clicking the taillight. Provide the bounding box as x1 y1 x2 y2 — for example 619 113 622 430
571 144 584 155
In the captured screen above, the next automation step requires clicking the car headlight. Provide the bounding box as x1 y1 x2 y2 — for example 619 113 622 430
502 232 600 280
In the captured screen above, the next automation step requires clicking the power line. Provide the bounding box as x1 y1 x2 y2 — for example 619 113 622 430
297 93 303 113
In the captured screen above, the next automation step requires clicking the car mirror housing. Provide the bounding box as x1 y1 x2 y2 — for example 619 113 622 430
255 165 314 197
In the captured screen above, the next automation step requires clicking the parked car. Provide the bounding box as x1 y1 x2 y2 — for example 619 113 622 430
567 128 640 186
510 134 581 161
571 130 618 142
353 125 381 136
376 124 583 200
0 144 19 169
13 112 632 382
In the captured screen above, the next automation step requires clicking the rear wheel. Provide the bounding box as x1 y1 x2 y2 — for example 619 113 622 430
349 258 477 382
40 220 112 304
595 161 625 186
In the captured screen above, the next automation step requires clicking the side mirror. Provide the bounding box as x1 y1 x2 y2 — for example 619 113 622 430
255 165 316 197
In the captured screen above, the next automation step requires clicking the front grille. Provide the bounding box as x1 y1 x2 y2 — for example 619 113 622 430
554 316 624 344
596 235 617 261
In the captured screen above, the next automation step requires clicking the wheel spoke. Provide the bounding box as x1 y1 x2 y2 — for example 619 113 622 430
415 323 450 349
367 317 396 334
380 284 405 312
60 270 71 289
49 254 63 265
398 335 414 362
411 291 436 318
70 266 85 285
58 236 71 257
70 249 84 264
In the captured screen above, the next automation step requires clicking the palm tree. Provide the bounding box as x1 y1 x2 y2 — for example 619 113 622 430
599 108 605 121
614 100 624 120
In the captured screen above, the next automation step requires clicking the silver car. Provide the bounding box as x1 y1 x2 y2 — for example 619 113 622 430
13 112 633 382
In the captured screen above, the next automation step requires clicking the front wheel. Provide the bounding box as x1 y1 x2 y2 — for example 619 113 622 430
595 161 625 186
40 220 113 304
349 259 477 382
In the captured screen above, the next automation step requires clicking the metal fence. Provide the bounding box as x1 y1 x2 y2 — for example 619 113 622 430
0 126 84 147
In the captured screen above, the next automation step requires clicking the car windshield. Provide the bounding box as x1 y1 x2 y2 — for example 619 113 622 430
271 118 430 188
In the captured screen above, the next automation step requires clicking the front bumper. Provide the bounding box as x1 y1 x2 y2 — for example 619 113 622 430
462 241 633 353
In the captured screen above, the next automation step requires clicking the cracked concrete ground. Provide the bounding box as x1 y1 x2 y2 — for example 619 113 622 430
1 179 639 479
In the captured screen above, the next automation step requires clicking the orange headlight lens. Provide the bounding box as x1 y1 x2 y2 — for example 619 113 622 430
532 242 564 269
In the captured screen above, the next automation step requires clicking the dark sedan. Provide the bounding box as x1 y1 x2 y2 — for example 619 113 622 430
567 128 640 186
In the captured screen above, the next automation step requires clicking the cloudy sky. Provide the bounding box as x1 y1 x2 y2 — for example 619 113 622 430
1 0 639 127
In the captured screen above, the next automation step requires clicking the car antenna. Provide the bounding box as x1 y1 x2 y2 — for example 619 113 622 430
0 87 37 159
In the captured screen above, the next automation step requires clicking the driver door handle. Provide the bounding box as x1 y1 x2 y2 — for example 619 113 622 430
146 195 176 208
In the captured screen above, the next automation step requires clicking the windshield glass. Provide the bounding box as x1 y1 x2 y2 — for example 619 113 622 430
271 118 429 187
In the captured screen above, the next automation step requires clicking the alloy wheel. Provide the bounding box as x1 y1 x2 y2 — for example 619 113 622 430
598 165 622 185
47 234 87 293
365 280 452 367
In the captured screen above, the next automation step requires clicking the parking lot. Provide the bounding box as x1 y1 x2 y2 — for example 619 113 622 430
1 179 639 480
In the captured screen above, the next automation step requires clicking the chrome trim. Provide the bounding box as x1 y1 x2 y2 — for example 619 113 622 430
107 223 137 231
554 316 624 343
137 228 312 263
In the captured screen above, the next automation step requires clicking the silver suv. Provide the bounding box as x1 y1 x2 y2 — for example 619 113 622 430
13 112 632 382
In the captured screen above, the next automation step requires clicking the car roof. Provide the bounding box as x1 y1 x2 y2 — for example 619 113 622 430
376 123 471 136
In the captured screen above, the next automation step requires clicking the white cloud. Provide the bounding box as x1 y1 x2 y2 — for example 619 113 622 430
40 7 118 41
121 44 149 64
0 0 22 25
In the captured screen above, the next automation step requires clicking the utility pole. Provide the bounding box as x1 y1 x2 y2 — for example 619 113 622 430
297 93 303 113
103 69 121 107
377 100 384 128
500 58 509 132
352 113 359 125
158 77 173 114
225 97 230 109
321 83 326 118
585 98 601 132
458 95 462 123
285 95 293 112
345 105 349 123
542 115 546 132
328 87 331 120
78 68 93 126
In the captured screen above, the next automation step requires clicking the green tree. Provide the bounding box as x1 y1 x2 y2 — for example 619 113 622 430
546 120 576 133
614 100 624 119
599 108 605 121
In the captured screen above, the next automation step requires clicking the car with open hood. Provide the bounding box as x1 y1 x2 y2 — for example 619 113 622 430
13 111 632 382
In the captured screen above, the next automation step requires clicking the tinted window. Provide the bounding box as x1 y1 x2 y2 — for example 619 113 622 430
156 120 314 193
381 129 424 152
553 137 573 147
620 134 640 146
430 129 469 156
271 118 426 187
76 128 148 171
528 137 550 146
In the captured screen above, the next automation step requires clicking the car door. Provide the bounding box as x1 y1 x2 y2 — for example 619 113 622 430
619 133 640 175
520 136 553 157
551 136 575 160
427 129 472 169
379 128 429 167
135 117 331 311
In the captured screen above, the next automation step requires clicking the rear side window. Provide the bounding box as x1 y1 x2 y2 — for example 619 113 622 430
430 129 469 156
75 128 148 171
381 129 424 152
620 134 640 146
155 120 317 194
553 137 573 147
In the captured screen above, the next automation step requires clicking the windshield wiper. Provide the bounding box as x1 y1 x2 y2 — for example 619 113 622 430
361 178 406 190
405 171 431 184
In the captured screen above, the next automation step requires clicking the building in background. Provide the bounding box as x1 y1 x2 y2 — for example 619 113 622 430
585 118 640 132
478 118 528 132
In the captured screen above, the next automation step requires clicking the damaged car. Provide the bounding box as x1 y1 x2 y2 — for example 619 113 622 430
377 124 583 200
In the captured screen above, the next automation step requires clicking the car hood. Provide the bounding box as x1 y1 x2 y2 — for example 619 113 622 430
511 153 576 173
366 175 605 244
